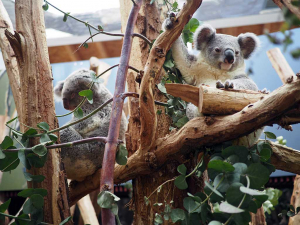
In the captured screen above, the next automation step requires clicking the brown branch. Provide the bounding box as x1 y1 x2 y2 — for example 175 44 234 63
0 1 21 117
273 0 300 20
69 79 300 205
138 0 203 152
99 0 142 224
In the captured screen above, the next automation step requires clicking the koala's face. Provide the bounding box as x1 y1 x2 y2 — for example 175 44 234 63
194 24 259 72
54 69 93 110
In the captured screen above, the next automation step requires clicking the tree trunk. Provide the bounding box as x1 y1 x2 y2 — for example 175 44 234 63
0 0 71 223
120 1 206 224
289 175 300 225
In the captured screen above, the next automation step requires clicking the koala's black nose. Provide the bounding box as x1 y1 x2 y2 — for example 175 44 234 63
224 49 234 64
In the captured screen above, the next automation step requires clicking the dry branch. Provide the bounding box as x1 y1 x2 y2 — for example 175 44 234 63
273 0 300 19
165 83 268 115
267 48 296 83
69 80 300 205
138 0 203 152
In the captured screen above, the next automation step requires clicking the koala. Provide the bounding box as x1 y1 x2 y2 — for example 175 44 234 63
54 69 127 181
164 15 263 147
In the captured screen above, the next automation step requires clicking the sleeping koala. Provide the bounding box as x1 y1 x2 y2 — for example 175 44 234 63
54 69 127 181
164 15 263 146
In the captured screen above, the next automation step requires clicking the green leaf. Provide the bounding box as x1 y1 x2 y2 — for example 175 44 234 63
0 199 11 212
240 186 265 196
97 191 120 209
260 148 272 161
0 136 14 150
226 183 245 207
232 211 251 225
23 194 44 214
59 216 72 225
0 150 5 159
208 160 235 173
175 116 189 128
48 134 58 142
177 164 187 175
184 18 200 33
74 107 84 119
164 59 174 69
0 151 19 172
264 131 276 139
24 128 38 136
83 43 89 49
79 89 93 104
40 133 51 144
98 25 104 31
170 208 185 222
32 144 47 157
201 203 210 222
18 188 48 198
63 12 70 22
37 122 50 131
183 197 200 213
154 213 163 224
111 203 118 215
187 192 201 203
23 171 45 183
254 195 269 208
204 181 223 198
219 201 244 213
245 163 270 189
153 203 163 206
174 175 188 190
90 71 101 83
27 152 48 168
157 83 167 94
18 149 31 170
116 144 128 165
42 2 49 11
248 200 258 213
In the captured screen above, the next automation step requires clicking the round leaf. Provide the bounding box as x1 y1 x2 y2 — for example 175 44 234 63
40 133 51 144
208 221 222 225
245 163 269 189
208 160 235 173
18 188 48 198
174 175 188 190
0 136 14 150
116 145 128 165
226 183 244 207
37 122 50 131
264 131 276 139
0 151 19 172
0 150 5 159
177 164 187 175
219 201 244 213
79 90 93 104
32 144 47 157
74 107 83 119
204 181 223 198
183 197 200 213
240 186 265 196
170 209 185 223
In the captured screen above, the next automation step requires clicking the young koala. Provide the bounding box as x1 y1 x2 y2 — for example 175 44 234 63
54 69 127 181
164 14 263 146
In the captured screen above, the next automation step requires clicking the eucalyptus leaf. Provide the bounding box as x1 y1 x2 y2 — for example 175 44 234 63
0 136 14 150
79 89 93 104
27 152 48 168
183 197 200 213
226 183 244 207
32 144 47 157
208 221 222 225
157 83 167 94
0 150 5 159
116 144 128 165
174 175 188 190
23 194 44 214
0 151 19 172
208 160 235 173
170 208 185 222
23 171 45 183
74 107 84 118
40 133 51 144
0 199 11 212
204 181 223 198
154 213 163 224
264 131 276 139
18 188 48 198
177 164 187 175
219 201 244 213
37 122 50 131
245 163 269 189
97 191 120 209
48 133 58 142
240 186 265 196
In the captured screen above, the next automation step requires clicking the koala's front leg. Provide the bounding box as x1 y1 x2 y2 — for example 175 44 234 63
216 75 258 91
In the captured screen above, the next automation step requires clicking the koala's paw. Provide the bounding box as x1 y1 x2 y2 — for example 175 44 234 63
164 12 177 30
259 88 270 94
216 80 234 89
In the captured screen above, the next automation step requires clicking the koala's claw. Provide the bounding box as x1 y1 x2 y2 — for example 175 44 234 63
224 80 234 89
259 88 270 94
216 80 234 89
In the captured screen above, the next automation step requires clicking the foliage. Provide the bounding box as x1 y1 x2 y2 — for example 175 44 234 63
144 134 282 225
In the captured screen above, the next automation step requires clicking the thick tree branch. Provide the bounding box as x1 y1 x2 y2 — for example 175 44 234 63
69 80 300 205
273 0 300 20
0 0 21 117
139 0 203 152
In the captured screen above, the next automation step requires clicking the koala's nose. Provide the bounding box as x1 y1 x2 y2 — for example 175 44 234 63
224 49 234 64
63 98 70 109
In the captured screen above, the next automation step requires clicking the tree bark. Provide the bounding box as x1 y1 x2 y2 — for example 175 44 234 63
0 0 71 223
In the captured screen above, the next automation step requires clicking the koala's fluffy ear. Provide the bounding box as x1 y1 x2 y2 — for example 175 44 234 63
238 33 260 59
194 24 216 50
54 80 64 99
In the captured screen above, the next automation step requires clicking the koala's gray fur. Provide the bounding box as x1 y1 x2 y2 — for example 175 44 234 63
164 15 263 147
54 69 127 181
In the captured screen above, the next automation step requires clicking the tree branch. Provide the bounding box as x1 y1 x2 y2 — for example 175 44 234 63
138 0 203 152
69 79 300 205
272 0 300 20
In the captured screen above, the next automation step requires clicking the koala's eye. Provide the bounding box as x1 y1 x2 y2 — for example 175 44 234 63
215 48 221 53
235 51 239 55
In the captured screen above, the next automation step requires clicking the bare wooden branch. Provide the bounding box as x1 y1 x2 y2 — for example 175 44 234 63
267 48 296 83
69 80 300 205
165 83 267 115
139 0 203 152
272 0 300 20
77 195 99 225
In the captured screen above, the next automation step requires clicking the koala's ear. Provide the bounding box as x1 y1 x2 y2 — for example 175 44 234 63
238 33 260 59
194 24 216 50
53 80 64 99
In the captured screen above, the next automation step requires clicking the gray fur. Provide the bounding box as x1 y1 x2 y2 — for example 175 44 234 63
54 69 127 181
